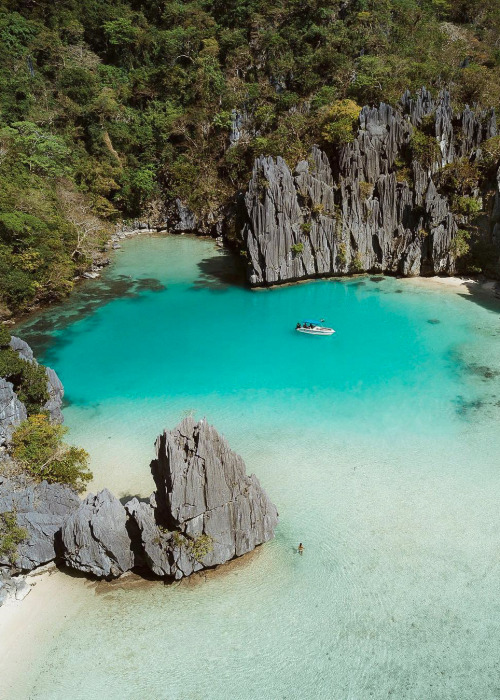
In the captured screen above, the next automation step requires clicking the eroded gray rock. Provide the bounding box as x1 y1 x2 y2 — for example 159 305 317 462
2 420 278 583
44 367 64 424
0 476 80 571
6 335 64 425
242 89 497 285
125 496 172 577
149 417 279 579
0 379 27 446
0 567 31 606
174 198 198 232
61 489 134 578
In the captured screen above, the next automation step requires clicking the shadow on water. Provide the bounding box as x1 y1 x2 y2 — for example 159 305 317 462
62 393 104 409
451 279 500 314
192 249 246 291
346 280 366 288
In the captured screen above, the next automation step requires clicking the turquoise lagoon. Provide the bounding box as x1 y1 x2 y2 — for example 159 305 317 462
11 235 500 699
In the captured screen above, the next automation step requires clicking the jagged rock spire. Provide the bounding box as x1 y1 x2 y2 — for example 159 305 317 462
2 417 278 585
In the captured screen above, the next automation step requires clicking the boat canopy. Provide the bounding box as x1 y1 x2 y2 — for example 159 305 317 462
303 319 323 325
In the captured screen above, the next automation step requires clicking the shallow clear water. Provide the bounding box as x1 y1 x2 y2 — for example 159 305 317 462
12 235 500 699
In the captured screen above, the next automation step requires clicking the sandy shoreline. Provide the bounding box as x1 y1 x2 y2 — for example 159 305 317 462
0 569 96 698
403 274 500 299
0 548 260 698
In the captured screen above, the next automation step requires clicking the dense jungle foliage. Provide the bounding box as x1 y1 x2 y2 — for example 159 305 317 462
1 0 500 314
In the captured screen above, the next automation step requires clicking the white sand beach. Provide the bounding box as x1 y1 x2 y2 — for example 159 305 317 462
0 569 95 698
404 275 499 298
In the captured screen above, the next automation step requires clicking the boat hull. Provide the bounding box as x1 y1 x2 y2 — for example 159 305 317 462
296 328 335 336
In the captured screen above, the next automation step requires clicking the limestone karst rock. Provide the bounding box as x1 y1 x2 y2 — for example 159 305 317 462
126 418 279 579
61 489 134 578
0 476 80 570
125 495 172 577
44 367 64 424
0 567 31 605
5 336 64 426
0 380 27 446
146 417 279 579
1 417 278 587
173 198 198 232
241 89 497 286
57 418 277 580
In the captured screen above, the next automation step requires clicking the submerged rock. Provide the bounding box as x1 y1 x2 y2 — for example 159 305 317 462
61 489 134 578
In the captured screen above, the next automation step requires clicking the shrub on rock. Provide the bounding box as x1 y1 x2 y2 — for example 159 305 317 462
11 415 92 493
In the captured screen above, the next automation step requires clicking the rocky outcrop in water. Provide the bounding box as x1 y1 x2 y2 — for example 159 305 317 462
127 417 279 579
2 336 65 431
0 419 278 596
241 89 497 285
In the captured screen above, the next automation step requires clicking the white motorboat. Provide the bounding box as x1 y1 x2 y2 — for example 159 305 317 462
296 320 335 336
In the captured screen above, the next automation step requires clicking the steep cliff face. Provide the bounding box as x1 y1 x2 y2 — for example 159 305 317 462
60 418 277 580
242 89 497 286
145 417 279 579
8 336 64 424
0 380 27 446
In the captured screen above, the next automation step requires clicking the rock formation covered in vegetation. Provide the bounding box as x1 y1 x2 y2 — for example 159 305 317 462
0 328 64 446
1 1 500 315
242 90 499 285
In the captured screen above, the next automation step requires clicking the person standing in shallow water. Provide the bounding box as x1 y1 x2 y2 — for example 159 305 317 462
298 543 304 554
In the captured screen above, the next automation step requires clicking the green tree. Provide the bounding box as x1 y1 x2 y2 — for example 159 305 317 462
321 100 362 146
410 129 441 168
0 346 49 414
1 123 70 177
11 415 92 493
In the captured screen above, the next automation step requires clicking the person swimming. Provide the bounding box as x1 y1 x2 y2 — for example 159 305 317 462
298 543 304 554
